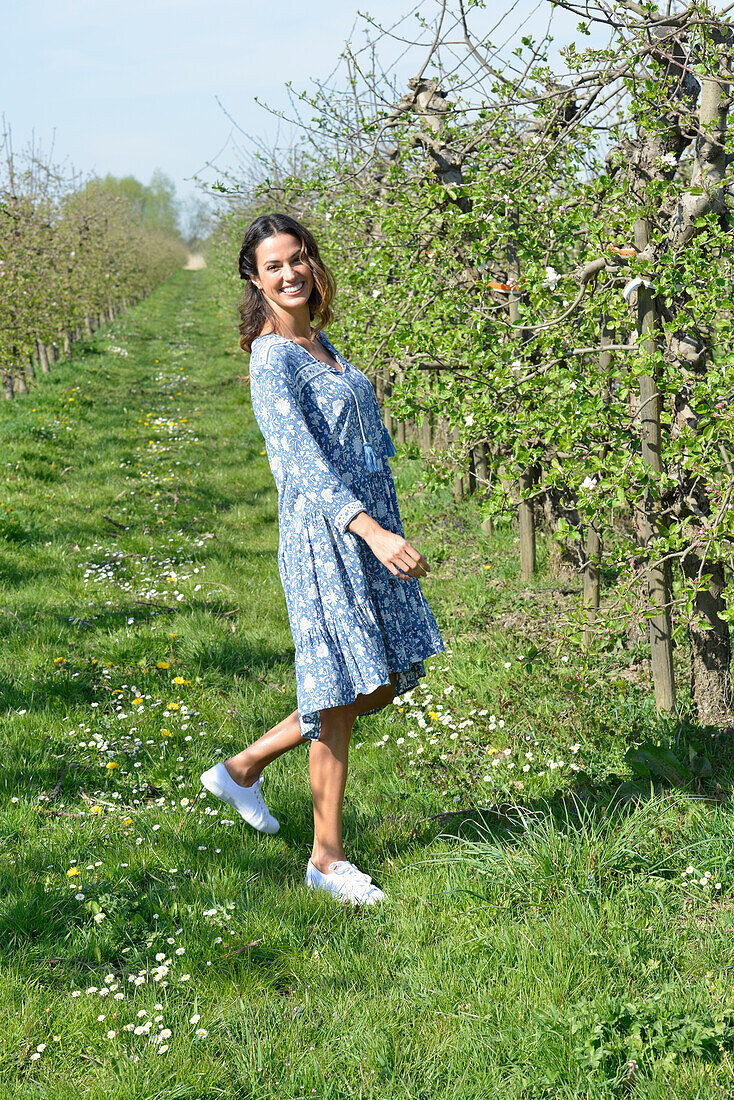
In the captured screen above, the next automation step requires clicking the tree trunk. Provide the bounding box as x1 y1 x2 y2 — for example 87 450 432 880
37 339 51 374
382 368 393 434
681 558 731 726
583 522 602 647
635 219 676 712
2 371 14 400
421 412 433 453
451 426 464 501
519 466 536 581
63 329 73 357
507 239 536 579
465 444 477 495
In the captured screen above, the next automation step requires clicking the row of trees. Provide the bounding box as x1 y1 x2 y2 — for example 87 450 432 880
207 0 734 730
0 139 188 399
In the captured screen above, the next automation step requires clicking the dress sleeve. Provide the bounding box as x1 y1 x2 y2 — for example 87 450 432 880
249 346 367 535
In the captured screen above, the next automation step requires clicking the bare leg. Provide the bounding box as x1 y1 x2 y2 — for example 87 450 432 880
225 708 303 786
309 674 396 873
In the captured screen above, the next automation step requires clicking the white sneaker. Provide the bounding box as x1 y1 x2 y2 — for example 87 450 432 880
305 859 385 906
200 763 279 834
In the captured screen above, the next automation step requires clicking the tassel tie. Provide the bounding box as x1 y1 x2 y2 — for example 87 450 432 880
339 372 381 473
363 443 378 472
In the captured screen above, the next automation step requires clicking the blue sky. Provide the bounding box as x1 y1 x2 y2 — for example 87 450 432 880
3 1 606 208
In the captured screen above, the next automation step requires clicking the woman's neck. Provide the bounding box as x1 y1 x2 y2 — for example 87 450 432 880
261 304 313 342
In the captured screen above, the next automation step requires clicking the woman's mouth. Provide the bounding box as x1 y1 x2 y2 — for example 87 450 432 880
281 282 306 297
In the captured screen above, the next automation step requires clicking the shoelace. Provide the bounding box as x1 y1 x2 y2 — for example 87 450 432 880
329 861 376 887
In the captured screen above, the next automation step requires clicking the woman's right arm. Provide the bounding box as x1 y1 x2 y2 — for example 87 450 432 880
347 511 429 580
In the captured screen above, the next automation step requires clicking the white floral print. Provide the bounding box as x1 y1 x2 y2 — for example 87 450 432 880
249 330 444 739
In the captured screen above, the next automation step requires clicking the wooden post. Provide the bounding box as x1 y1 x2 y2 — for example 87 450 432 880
635 217 676 712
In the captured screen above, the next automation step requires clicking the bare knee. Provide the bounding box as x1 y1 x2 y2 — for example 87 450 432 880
351 674 397 718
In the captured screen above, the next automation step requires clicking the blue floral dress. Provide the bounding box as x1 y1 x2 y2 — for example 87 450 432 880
248 330 444 740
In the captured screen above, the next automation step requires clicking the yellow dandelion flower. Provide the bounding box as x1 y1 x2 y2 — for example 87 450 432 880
90 805 103 813
105 762 119 771
54 656 66 664
428 711 439 720
172 676 189 685
167 702 180 710
132 697 144 705
156 661 170 669
122 818 133 825
66 867 80 877
161 729 172 737
260 450 267 456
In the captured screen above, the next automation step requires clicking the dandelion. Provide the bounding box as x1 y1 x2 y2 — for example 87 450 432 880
157 661 170 669
66 867 80 877
105 762 119 771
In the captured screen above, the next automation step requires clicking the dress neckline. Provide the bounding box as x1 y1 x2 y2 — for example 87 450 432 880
256 331 345 374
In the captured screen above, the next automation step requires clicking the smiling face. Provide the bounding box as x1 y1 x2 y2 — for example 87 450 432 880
252 232 315 319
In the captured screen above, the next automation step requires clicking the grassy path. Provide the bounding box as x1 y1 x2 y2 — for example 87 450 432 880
2 271 734 1098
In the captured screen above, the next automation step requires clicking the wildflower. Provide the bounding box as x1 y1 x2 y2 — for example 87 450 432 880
90 805 103 813
195 1028 208 1037
93 913 105 923
66 867 80 877
156 661 170 669
189 1014 201 1024
105 762 119 771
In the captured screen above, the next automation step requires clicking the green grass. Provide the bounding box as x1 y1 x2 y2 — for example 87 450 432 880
2 270 734 1098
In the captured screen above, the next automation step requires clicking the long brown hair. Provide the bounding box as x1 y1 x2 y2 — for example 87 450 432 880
237 214 335 352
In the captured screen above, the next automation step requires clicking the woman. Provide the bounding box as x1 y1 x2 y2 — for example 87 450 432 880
201 213 444 905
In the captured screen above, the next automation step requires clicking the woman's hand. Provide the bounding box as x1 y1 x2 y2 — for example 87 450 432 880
347 512 430 580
